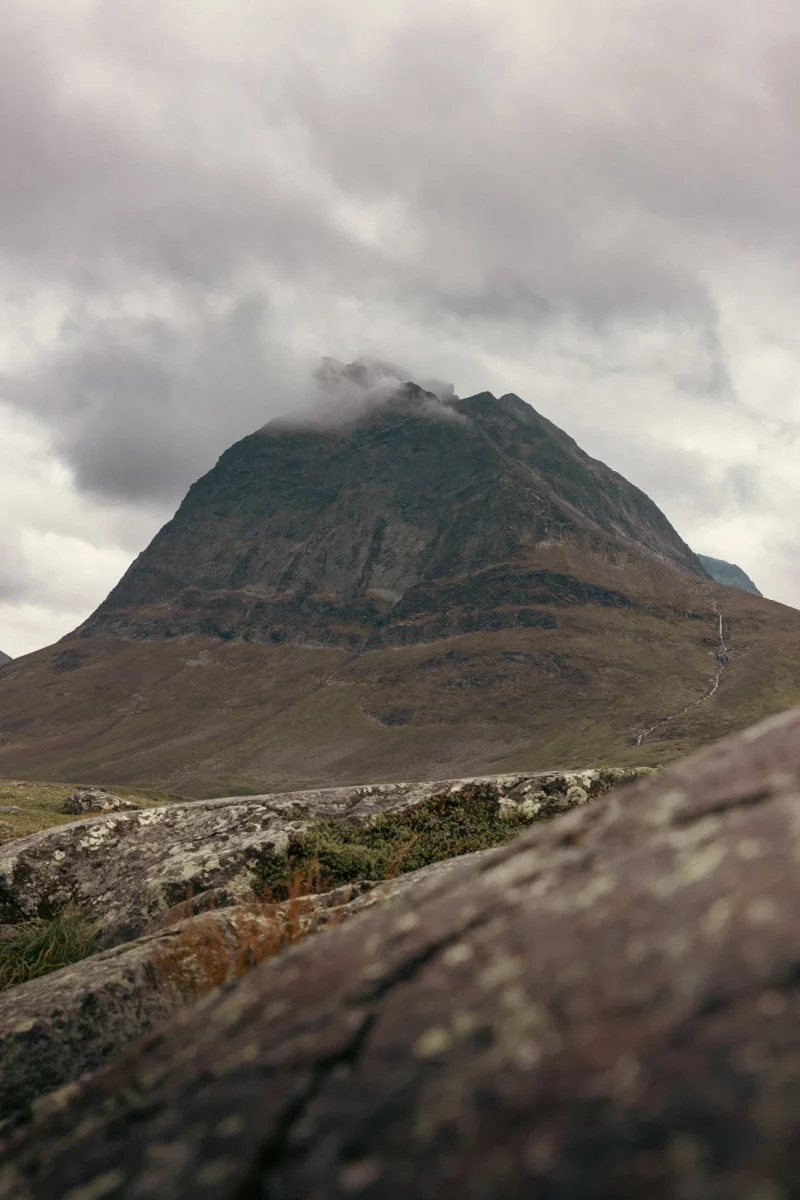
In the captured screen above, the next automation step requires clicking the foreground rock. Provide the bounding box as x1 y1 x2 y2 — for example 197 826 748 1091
2 711 800 1198
0 770 629 946
60 789 142 815
0 855 489 1120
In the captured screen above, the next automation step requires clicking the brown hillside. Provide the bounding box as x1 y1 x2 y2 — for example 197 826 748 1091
1 558 798 801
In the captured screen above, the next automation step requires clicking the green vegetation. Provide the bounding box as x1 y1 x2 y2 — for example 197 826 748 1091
0 908 100 991
256 784 550 900
0 780 176 842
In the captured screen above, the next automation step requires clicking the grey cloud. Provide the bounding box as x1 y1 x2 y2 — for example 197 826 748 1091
0 10 370 297
2 297 310 503
724 462 765 510
289 357 460 428
583 434 767 529
0 535 33 603
278 0 800 326
0 0 798 616
4 0 798 336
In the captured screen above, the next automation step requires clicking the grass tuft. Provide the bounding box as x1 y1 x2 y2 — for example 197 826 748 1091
0 908 100 991
156 866 334 999
0 779 175 841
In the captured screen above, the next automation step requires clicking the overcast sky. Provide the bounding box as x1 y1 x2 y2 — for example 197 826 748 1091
2 0 800 656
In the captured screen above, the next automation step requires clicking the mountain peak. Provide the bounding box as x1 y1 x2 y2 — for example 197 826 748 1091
81 382 706 647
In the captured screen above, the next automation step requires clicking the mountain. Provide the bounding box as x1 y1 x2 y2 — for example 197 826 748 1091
84 384 707 646
0 652 11 668
2 372 800 796
697 553 762 596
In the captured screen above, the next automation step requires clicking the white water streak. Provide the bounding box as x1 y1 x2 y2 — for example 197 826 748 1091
634 600 728 748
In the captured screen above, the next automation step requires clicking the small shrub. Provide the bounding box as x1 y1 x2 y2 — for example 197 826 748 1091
253 784 541 901
0 908 100 991
156 866 332 1000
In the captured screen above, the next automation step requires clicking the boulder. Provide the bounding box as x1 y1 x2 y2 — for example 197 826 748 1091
60 789 141 815
0 853 492 1122
1 709 799 1198
0 771 630 946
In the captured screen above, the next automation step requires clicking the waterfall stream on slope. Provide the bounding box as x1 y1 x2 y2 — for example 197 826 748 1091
633 601 729 749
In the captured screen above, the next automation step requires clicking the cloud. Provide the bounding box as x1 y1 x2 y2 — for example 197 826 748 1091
2 296 309 504
2 0 800 653
272 356 460 429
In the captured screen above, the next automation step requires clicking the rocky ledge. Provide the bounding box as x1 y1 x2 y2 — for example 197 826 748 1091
0 769 636 947
1 710 799 1197
0 855 490 1121
0 769 644 1120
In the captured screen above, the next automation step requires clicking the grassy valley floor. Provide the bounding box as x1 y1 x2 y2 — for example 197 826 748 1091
0 780 177 840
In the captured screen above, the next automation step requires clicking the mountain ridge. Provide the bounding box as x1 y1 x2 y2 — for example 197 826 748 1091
697 553 762 597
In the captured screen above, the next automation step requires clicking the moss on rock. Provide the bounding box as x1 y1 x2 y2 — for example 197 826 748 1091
253 776 641 900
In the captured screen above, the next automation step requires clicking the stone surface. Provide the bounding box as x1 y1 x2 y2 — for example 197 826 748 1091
60 789 142 815
0 771 627 947
2 709 800 1196
0 855 491 1122
0 809 20 816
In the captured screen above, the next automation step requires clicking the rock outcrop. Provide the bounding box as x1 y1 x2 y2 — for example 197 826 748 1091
0 771 629 946
0 855 492 1121
697 553 762 596
2 709 800 1197
60 789 142 815
0 654 10 670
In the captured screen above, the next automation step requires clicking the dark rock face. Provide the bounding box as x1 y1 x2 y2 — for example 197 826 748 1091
3 708 800 1198
0 654 10 670
697 553 762 596
81 380 706 646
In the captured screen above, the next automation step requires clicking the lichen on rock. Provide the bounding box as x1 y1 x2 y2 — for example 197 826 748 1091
60 790 142 816
1 713 799 1196
0 770 645 947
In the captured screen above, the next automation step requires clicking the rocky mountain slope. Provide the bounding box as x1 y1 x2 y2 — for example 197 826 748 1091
0 654 10 670
82 383 706 645
3 708 800 1197
697 553 762 596
1 370 800 794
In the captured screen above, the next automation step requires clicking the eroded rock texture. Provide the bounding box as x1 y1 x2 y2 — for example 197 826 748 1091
0 855 491 1121
60 789 142 815
2 710 800 1197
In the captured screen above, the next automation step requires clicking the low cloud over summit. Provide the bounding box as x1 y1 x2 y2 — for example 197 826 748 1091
276 357 461 428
